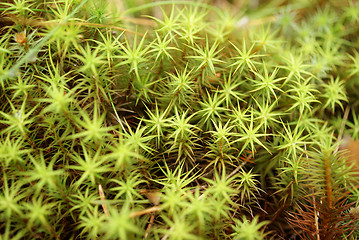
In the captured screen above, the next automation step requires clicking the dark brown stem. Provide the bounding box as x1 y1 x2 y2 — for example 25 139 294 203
324 153 333 209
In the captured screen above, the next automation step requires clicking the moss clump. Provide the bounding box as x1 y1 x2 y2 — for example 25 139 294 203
1 0 359 239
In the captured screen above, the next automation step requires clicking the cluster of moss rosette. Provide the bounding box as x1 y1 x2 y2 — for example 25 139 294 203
1 0 359 239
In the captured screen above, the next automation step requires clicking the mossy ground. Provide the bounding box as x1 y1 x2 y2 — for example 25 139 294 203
1 0 359 239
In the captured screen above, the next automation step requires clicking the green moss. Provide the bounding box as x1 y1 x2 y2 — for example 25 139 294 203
1 0 359 239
